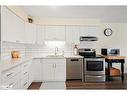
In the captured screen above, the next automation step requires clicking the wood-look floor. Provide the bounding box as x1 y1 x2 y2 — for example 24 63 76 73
28 77 127 90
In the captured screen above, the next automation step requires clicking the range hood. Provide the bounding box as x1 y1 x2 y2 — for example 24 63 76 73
80 36 98 41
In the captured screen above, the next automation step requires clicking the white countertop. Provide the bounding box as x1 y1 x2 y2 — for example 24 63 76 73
0 56 33 73
0 55 83 73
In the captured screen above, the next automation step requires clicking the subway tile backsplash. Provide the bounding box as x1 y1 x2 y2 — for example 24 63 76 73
1 42 26 60
25 44 74 57
1 42 74 60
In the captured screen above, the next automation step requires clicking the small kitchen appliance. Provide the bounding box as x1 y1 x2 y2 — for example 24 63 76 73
101 48 120 56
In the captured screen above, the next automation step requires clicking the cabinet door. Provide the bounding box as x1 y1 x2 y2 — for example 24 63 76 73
45 25 65 41
25 23 36 44
72 26 80 44
15 15 25 43
1 7 18 42
1 7 25 43
42 63 54 82
45 25 56 41
36 25 45 44
32 59 42 82
66 26 80 45
55 26 65 41
54 63 66 81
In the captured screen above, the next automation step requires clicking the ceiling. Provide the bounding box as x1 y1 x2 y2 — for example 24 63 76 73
21 6 127 22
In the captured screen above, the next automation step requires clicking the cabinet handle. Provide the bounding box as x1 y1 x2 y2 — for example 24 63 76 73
6 72 13 77
24 82 27 86
9 82 15 87
24 64 28 67
16 40 20 43
53 64 56 68
24 72 28 75
54 64 56 68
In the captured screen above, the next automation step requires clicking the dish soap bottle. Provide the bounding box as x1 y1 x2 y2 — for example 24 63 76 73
73 44 78 56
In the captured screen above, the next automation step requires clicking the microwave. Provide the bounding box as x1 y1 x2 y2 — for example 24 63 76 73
101 48 120 56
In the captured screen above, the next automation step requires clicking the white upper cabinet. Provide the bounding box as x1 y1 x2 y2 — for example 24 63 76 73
66 26 80 45
36 25 45 44
79 26 100 37
1 7 25 43
45 25 65 41
55 26 65 41
25 23 36 44
15 14 25 43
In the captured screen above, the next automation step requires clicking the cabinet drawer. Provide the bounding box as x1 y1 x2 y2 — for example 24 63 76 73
21 70 29 78
21 62 30 71
2 66 20 82
2 73 20 89
21 75 29 89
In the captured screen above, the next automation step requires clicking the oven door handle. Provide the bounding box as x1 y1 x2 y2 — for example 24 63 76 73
86 75 104 78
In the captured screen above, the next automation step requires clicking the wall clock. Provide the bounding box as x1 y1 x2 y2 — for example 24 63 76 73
104 28 113 36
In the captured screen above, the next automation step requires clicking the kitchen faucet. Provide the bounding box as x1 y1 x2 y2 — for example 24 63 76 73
55 47 58 55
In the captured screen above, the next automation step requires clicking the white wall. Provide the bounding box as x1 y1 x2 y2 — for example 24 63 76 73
100 23 127 72
34 17 101 25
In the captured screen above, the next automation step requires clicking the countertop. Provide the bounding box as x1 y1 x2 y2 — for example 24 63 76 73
102 55 126 59
0 55 83 73
0 56 34 73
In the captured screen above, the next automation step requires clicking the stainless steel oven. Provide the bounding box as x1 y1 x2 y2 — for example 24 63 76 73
84 58 105 82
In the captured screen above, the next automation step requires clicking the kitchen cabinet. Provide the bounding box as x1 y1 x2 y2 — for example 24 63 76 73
25 23 36 44
1 7 25 43
54 63 66 81
45 25 65 41
36 25 45 44
79 26 100 37
20 60 32 89
42 63 54 81
42 58 66 82
66 26 80 45
1 65 21 89
32 59 42 82
1 60 33 89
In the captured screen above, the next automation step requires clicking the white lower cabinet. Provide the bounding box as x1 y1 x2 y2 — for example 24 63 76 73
54 63 66 81
21 60 32 89
42 63 54 81
1 60 33 89
1 66 21 89
2 73 20 89
21 75 29 89
42 58 66 82
32 59 42 82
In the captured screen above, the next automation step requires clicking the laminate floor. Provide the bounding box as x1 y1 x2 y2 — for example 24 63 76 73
28 77 127 90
